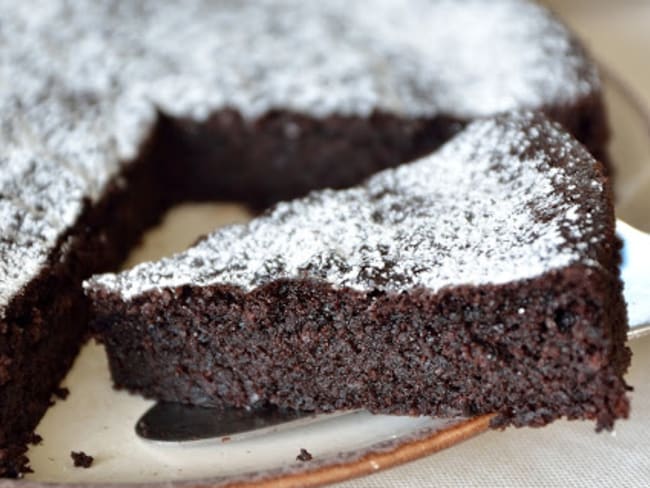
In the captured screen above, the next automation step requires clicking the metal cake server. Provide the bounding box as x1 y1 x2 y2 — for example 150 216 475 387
136 220 650 443
619 220 650 340
135 402 318 443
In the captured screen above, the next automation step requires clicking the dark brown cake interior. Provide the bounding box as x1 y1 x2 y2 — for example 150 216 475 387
93 265 629 430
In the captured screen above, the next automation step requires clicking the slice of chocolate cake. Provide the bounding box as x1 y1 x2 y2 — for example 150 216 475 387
86 112 630 431
0 0 613 476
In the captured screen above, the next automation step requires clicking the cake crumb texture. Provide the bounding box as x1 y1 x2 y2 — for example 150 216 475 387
70 451 94 469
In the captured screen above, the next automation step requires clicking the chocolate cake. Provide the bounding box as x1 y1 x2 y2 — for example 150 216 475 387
70 451 94 469
87 112 630 435
0 0 613 477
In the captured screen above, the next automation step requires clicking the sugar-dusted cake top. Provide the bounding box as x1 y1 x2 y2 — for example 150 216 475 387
0 0 600 316
3 0 597 121
88 112 609 299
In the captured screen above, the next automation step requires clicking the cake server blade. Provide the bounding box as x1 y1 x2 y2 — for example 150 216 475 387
618 219 650 340
135 220 650 443
135 402 316 442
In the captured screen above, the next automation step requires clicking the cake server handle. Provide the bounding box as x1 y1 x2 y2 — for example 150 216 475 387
618 219 650 339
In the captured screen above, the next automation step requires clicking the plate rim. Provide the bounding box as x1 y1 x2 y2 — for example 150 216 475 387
4 416 491 488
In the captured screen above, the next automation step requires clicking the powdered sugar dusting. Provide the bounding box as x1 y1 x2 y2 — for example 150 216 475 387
89 113 606 299
0 0 600 316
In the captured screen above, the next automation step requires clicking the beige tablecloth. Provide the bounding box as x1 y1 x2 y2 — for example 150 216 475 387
336 2 650 487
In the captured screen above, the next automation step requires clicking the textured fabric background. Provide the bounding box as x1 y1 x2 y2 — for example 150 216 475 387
336 2 650 486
